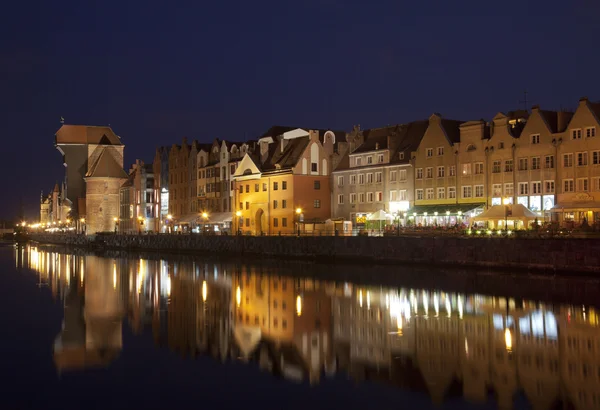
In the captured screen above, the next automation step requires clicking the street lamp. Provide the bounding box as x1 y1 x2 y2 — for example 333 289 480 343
201 212 208 234
235 210 242 235
295 207 302 236
137 215 144 234
113 217 119 233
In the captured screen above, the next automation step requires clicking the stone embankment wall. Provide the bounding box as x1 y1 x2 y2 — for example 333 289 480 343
27 233 600 274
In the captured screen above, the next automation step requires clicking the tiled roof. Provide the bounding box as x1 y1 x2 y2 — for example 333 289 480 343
86 148 128 179
268 137 310 170
391 120 430 164
351 125 398 154
440 119 463 144
589 101 600 122
55 125 123 145
334 121 429 170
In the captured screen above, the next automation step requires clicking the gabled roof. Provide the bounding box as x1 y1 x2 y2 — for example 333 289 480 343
259 125 299 139
351 125 400 154
86 148 128 179
55 125 123 146
392 120 430 164
268 136 310 170
440 119 463 144
588 101 600 123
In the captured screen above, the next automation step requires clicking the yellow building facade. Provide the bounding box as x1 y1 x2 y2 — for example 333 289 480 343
555 97 600 225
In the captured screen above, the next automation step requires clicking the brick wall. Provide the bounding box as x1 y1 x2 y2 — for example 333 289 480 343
28 234 600 274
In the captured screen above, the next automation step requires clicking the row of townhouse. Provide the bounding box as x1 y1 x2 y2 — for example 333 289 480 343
152 126 346 234
332 97 600 228
149 96 600 234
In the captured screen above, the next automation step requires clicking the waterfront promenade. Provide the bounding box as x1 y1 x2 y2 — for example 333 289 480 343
27 233 600 274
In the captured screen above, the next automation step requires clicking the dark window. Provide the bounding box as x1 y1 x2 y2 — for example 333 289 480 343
314 181 321 190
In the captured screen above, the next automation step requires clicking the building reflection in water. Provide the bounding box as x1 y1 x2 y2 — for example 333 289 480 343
20 244 600 409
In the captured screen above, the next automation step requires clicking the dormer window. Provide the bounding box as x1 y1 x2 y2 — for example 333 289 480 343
531 134 540 144
356 157 362 166
498 142 504 149
466 144 476 152
367 156 373 164
571 129 582 140
399 152 404 160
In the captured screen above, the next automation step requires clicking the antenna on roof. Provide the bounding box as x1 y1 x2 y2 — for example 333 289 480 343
519 90 529 110
60 116 65 124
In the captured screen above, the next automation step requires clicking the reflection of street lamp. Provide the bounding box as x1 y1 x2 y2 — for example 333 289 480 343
166 214 172 233
137 215 144 234
296 295 302 316
80 218 85 234
235 210 242 235
295 208 302 236
505 328 512 352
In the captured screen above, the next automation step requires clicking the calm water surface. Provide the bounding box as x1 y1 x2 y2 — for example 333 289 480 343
2 243 599 409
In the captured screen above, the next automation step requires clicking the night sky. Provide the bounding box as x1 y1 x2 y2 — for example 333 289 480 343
2 0 599 220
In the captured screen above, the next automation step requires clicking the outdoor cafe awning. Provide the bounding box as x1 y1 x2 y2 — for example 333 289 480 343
203 212 233 225
176 214 199 225
406 203 485 216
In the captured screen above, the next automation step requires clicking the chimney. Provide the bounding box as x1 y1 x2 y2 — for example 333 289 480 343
182 137 188 146
531 105 540 111
580 96 589 103
375 142 380 150
280 135 288 153
259 140 270 164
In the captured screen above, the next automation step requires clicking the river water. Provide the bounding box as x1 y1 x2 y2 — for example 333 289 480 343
2 243 599 409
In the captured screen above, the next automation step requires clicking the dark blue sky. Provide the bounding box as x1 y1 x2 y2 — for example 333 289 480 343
2 0 600 220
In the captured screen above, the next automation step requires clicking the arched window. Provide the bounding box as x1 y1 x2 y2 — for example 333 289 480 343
466 144 476 152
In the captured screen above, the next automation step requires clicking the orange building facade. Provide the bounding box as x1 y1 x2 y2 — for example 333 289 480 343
232 129 334 235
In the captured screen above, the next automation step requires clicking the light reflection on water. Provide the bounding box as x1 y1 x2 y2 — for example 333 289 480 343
16 244 600 410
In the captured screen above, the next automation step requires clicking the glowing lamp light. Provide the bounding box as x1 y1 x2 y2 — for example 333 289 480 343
202 212 208 219
296 295 302 316
446 211 450 216
167 214 172 220
423 212 428 216
434 212 438 216
113 217 118 222
236 286 241 307
505 328 513 352
295 208 302 215
235 211 242 217
202 280 207 302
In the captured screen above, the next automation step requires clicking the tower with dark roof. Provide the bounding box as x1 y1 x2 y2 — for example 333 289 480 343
55 124 126 233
